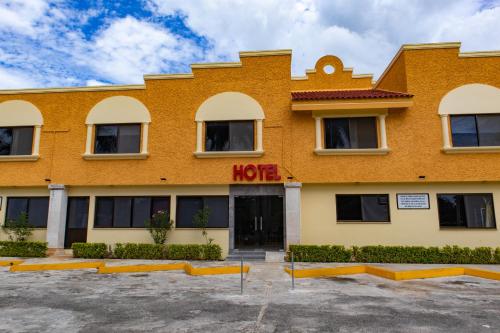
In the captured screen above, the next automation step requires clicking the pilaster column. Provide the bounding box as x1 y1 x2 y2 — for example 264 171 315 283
46 184 68 250
285 182 302 248
85 124 93 154
314 117 322 150
378 114 388 149
196 121 203 153
141 123 149 154
33 125 41 155
440 114 451 149
256 119 263 151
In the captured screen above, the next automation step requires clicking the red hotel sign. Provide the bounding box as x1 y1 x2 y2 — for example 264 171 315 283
233 164 281 181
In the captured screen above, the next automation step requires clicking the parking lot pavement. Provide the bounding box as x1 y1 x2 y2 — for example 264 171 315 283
0 261 499 333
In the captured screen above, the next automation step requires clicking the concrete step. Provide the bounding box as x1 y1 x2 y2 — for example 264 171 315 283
227 250 266 261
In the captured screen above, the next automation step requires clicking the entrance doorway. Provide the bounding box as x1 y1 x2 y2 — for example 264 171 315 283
234 195 284 250
64 197 89 249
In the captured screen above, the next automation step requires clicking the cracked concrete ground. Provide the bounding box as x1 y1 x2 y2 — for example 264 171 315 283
0 260 499 333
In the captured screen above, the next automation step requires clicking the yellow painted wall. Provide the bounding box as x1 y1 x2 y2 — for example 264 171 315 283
0 47 499 188
0 187 48 242
301 183 500 247
69 185 230 256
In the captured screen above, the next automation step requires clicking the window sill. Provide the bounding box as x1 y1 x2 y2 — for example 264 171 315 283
82 153 149 160
442 146 500 154
314 148 390 156
0 155 39 162
193 150 264 158
439 227 497 230
337 221 391 224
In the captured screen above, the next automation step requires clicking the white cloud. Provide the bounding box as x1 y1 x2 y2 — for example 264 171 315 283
148 0 500 76
80 16 203 83
0 66 39 88
85 79 108 86
0 0 52 36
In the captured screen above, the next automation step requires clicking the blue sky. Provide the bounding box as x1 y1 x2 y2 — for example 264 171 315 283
0 0 499 89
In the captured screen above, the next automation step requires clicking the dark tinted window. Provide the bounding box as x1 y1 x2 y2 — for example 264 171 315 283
94 197 113 227
132 197 151 228
438 194 496 228
94 124 141 154
324 117 377 149
67 197 89 228
0 127 33 155
176 196 229 228
6 197 49 227
477 115 500 146
336 194 389 222
94 196 170 228
114 197 132 228
205 121 254 151
451 116 478 147
451 115 500 147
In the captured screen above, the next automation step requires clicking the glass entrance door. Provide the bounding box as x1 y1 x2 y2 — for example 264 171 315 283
235 195 284 250
64 197 89 249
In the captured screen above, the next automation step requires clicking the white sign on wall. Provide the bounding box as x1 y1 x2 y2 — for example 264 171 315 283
397 193 430 209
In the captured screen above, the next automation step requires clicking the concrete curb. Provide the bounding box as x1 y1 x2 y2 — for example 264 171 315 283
284 265 500 281
7 261 250 276
0 260 24 267
10 262 104 272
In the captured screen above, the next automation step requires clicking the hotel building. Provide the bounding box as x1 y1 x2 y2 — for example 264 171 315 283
0 42 499 258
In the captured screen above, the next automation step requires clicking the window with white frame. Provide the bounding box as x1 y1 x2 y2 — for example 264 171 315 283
439 83 500 152
194 92 264 158
0 100 43 160
84 96 151 159
314 113 388 155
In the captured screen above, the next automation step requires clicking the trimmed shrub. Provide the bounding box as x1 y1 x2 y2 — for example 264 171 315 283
288 244 499 264
113 243 166 260
72 243 108 259
0 241 47 257
167 244 222 260
287 245 352 262
494 248 500 264
110 243 222 261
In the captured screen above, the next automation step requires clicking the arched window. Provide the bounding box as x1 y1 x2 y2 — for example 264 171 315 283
0 100 43 161
84 96 151 159
439 84 500 152
194 92 265 157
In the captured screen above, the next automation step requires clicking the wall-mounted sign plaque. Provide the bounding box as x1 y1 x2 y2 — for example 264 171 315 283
396 193 430 209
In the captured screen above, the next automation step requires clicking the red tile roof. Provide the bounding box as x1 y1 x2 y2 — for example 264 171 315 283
291 89 413 101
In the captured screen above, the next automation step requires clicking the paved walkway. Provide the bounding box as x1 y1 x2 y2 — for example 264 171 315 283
0 259 499 332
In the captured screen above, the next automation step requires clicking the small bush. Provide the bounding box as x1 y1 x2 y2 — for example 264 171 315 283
288 244 499 264
167 244 222 260
287 245 352 262
72 243 108 259
113 243 166 260
494 248 500 264
110 243 222 260
0 241 47 257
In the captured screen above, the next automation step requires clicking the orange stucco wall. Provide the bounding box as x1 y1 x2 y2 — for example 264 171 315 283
0 46 499 187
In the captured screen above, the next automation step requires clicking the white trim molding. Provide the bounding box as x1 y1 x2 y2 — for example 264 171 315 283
313 112 389 154
442 147 500 154
438 84 500 150
193 151 264 158
194 92 265 158
0 100 43 161
314 148 390 156
0 155 40 161
82 153 149 160
84 96 151 158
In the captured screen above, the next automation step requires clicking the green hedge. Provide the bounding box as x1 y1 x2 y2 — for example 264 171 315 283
102 243 222 260
288 245 352 262
0 241 47 257
288 245 500 264
72 243 108 259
